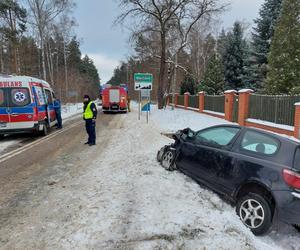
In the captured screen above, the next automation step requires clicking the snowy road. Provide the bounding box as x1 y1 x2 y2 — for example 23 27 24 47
0 106 299 249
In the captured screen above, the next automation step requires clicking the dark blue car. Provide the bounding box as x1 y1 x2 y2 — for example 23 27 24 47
157 125 300 235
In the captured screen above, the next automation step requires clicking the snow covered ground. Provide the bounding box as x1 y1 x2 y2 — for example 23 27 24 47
41 105 297 249
1 104 299 249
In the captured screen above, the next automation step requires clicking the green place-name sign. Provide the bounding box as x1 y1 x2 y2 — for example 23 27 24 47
134 73 153 90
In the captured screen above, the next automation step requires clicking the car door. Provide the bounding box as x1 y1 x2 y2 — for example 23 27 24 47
44 89 55 124
222 130 282 194
8 87 34 125
178 126 241 194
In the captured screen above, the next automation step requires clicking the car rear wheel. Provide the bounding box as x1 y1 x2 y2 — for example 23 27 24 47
40 122 48 136
161 149 176 171
236 193 273 235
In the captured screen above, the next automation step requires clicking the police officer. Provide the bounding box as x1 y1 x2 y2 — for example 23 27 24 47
83 95 97 146
53 97 62 129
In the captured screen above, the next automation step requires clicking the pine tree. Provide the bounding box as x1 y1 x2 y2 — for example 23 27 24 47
222 22 247 90
180 74 196 95
200 53 225 94
266 0 300 94
67 37 82 70
250 0 282 87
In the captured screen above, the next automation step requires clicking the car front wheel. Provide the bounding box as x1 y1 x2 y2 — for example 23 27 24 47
236 193 273 236
161 149 176 171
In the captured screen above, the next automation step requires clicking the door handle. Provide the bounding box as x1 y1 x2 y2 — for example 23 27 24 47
11 113 19 116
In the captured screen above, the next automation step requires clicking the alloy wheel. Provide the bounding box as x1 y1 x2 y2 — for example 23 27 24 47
239 199 265 229
162 151 174 170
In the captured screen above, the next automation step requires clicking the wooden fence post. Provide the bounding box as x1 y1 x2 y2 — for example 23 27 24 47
184 92 190 110
198 91 205 113
224 90 237 122
294 103 300 138
238 89 253 126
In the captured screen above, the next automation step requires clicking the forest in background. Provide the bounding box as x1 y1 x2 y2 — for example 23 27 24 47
0 0 100 102
108 0 300 106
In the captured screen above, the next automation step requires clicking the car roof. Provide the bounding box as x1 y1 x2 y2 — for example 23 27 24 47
0 75 51 88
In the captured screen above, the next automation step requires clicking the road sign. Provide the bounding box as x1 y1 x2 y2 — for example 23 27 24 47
134 73 153 90
141 100 150 112
141 89 151 98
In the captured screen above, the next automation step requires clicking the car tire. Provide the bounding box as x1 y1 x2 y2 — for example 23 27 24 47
236 193 273 236
0 134 4 140
40 122 48 136
157 146 167 162
161 149 176 171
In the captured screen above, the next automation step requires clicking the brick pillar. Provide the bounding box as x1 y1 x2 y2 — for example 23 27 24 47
198 91 205 113
238 89 253 126
184 92 190 110
294 103 300 138
174 93 179 107
224 90 237 122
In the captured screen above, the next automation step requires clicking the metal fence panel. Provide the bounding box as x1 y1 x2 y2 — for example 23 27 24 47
204 95 225 113
249 95 300 126
189 95 199 109
178 95 184 106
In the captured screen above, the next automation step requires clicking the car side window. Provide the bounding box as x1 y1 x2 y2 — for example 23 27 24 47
45 89 53 104
34 86 46 105
241 131 279 155
0 89 5 107
294 147 300 170
195 127 240 147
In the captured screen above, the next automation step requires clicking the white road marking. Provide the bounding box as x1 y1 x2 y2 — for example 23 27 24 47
0 120 83 164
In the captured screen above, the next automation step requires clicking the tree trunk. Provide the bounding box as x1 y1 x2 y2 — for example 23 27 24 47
157 31 166 109
63 39 68 101
0 42 4 73
39 29 47 80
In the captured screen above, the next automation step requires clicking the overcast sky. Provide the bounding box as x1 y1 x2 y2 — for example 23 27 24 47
73 0 265 84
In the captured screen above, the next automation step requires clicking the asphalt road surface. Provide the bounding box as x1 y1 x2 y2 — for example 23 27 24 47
0 113 122 249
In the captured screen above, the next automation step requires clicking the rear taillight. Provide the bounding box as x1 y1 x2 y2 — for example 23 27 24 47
33 106 38 120
283 169 300 190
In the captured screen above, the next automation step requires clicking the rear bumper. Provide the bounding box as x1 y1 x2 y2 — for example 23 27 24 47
0 123 40 135
103 106 127 112
274 190 300 225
